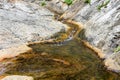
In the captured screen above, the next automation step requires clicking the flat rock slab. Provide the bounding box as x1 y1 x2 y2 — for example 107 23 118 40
0 0 67 60
1 75 33 80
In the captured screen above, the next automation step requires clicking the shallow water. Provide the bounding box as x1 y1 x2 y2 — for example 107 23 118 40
1 39 120 80
0 20 120 79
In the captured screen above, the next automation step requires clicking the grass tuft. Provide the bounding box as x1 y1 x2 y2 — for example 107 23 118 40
64 0 73 5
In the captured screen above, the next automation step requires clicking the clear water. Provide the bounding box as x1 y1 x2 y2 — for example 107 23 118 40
0 21 120 80
1 39 119 80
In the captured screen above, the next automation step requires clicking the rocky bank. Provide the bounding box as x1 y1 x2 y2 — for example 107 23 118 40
53 0 120 72
0 0 120 75
73 0 120 72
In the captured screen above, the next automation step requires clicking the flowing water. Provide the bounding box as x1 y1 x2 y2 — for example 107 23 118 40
0 20 120 80
0 38 120 80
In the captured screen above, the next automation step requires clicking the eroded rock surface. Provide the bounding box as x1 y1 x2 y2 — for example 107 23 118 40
0 0 67 59
0 0 120 73
73 0 120 72
53 0 120 72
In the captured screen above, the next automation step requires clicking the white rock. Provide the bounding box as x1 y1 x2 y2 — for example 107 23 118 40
1 75 33 80
73 0 120 72
0 0 67 59
62 3 68 11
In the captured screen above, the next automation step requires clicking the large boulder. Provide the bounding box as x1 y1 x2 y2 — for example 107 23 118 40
0 0 67 60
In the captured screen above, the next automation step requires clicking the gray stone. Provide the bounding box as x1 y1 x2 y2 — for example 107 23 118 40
45 0 69 14
0 0 120 73
54 0 120 72
0 0 67 59
73 0 120 72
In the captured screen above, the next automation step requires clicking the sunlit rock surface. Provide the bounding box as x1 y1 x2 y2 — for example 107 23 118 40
53 0 120 72
73 0 120 72
0 0 120 73
0 0 67 58
1 75 33 80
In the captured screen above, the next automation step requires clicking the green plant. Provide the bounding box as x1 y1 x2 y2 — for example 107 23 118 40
84 0 91 4
97 0 110 10
64 0 73 5
97 3 104 10
41 0 46 6
104 0 110 8
114 46 120 53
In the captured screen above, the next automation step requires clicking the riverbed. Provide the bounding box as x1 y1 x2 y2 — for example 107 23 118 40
0 38 120 80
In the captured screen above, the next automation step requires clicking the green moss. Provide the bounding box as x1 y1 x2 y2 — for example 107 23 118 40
84 0 91 4
41 0 46 6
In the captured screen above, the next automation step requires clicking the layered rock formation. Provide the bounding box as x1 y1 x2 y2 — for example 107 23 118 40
0 0 67 60
46 0 120 72
73 0 120 72
0 0 120 73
